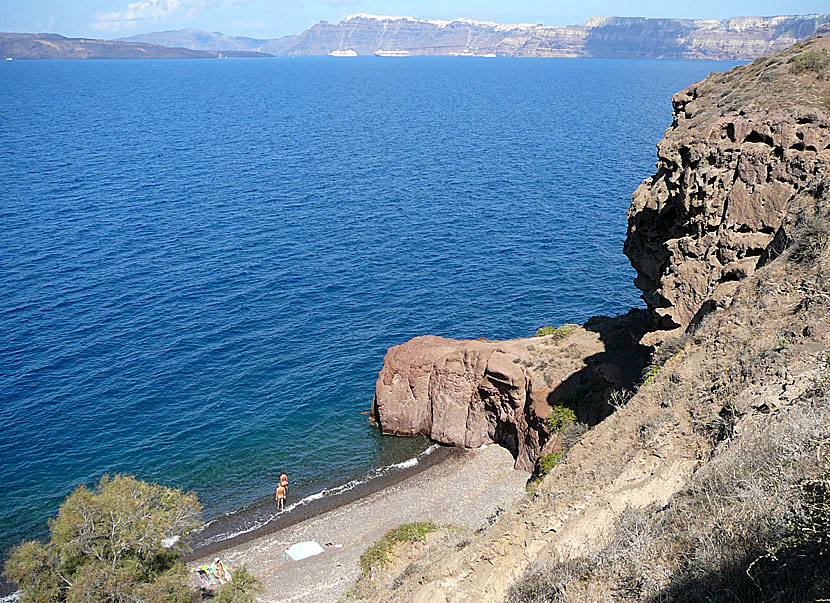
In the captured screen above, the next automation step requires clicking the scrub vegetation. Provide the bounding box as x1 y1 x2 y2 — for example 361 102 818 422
3 474 262 603
359 522 438 578
535 324 579 339
4 475 202 602
789 47 830 75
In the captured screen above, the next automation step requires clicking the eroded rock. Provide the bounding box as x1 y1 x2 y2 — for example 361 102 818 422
625 36 830 333
373 312 650 471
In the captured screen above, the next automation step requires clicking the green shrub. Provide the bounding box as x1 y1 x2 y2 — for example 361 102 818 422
547 405 577 433
640 364 660 388
535 325 557 337
4 474 202 603
534 324 578 339
539 451 563 475
215 566 264 603
789 48 830 74
359 522 437 577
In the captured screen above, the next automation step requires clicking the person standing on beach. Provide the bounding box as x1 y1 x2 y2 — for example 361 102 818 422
276 483 286 510
276 470 288 510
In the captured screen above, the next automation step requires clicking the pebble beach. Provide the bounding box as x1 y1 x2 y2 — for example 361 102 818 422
190 444 530 602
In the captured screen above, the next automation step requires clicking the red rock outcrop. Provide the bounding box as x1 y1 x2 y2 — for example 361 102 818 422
373 312 650 471
625 36 830 333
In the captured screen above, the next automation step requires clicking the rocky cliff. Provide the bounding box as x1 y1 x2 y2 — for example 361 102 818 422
625 34 830 333
117 13 830 60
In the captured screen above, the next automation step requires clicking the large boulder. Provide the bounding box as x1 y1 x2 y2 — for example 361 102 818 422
373 312 650 471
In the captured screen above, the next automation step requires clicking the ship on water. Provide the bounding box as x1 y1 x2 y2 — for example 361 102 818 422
329 49 358 57
374 49 411 57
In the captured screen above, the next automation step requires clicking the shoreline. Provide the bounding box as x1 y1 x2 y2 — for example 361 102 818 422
184 442 456 562
0 442 452 599
189 443 529 602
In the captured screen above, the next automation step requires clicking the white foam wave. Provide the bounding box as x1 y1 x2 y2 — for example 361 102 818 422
197 443 442 546
1 592 21 603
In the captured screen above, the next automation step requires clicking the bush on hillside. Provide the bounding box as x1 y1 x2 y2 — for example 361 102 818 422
535 324 579 339
789 48 830 75
4 474 203 603
504 558 595 603
359 522 437 578
215 566 264 603
547 405 577 433
789 208 830 264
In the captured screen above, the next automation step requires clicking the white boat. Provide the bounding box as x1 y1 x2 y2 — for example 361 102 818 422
5 57 12 61
329 49 358 57
374 49 411 57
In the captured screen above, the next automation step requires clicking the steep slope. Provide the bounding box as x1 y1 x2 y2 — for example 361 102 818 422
359 36 830 603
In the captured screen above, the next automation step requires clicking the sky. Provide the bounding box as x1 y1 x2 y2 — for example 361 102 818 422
1 0 828 40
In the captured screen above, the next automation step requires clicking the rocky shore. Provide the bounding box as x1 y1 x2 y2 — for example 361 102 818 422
363 34 830 602
189 33 830 603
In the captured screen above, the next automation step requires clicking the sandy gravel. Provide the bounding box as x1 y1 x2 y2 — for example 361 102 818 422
192 444 529 602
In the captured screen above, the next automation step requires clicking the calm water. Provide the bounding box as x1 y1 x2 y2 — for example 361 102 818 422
0 56 737 557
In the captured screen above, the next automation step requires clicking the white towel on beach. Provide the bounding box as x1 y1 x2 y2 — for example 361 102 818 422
285 541 324 561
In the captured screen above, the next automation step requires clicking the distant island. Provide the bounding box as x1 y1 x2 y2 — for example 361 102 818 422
2 13 830 60
0 33 272 60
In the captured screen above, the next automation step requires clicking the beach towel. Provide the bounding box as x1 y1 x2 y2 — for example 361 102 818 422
284 540 324 561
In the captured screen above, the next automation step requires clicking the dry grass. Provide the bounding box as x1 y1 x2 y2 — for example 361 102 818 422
505 202 830 603
507 391 830 603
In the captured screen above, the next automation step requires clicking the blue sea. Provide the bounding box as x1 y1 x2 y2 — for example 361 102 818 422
0 56 738 561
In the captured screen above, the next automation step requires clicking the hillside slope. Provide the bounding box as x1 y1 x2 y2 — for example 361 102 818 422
358 36 830 603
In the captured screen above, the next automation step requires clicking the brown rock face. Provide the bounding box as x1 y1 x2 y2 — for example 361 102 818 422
373 313 650 471
625 36 830 332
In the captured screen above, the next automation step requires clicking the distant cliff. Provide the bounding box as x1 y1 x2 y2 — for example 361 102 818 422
121 13 830 59
0 33 272 60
